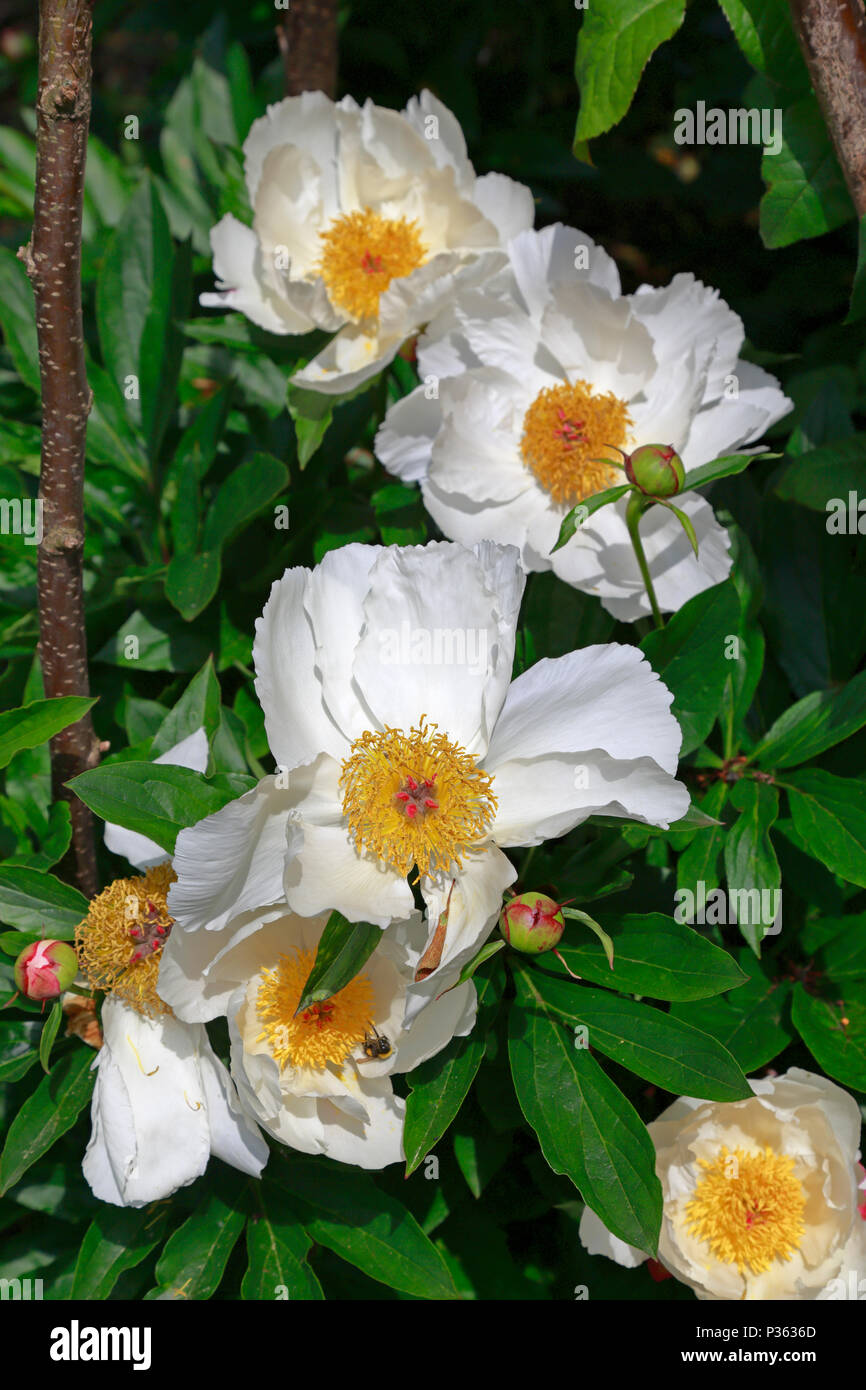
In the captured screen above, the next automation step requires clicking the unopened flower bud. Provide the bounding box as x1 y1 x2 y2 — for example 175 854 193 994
499 892 564 954
624 444 684 498
14 939 78 1001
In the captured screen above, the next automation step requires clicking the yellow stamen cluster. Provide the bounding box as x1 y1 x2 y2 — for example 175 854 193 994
520 380 632 507
318 207 427 322
686 1146 807 1275
75 864 176 1019
256 949 374 1070
339 718 496 878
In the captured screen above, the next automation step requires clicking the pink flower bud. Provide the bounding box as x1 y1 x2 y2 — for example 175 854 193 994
499 892 565 954
14 939 78 1001
624 444 685 498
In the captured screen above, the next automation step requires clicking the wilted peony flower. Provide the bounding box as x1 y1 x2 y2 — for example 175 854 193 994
375 224 792 621
201 90 534 396
77 860 268 1207
166 540 688 1024
580 1068 866 1300
158 909 475 1168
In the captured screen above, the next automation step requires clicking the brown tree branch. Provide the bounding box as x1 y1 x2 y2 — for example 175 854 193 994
277 0 338 98
788 0 866 217
18 0 100 897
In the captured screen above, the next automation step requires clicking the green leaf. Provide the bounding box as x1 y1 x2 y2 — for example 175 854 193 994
242 1186 323 1300
684 451 777 493
753 668 866 768
561 907 615 967
846 215 866 324
150 1189 246 1299
202 452 289 551
72 1203 171 1300
173 385 233 482
792 985 866 1091
96 178 189 459
723 780 781 955
533 974 751 1100
0 1020 41 1083
151 656 221 756
69 763 252 856
404 961 504 1176
0 867 88 935
0 246 40 394
165 550 221 622
0 696 97 770
508 965 662 1255
759 96 854 249
38 1002 63 1074
555 911 745 1000
783 769 866 887
295 911 383 1016
287 381 334 468
95 610 213 672
773 435 866 513
444 938 506 992
272 1160 460 1299
815 914 866 982
717 0 808 87
551 484 632 552
0 1048 95 1196
574 0 686 143
677 782 729 897
670 953 792 1073
640 580 740 755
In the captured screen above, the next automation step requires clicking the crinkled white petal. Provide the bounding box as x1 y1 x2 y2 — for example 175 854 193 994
579 1204 649 1268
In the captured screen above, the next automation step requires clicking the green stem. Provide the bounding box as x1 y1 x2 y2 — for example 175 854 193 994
625 492 664 630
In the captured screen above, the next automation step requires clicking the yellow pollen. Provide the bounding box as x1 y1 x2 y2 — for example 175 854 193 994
520 380 632 508
317 207 427 322
75 864 175 1019
256 949 374 1070
339 718 496 878
685 1146 807 1275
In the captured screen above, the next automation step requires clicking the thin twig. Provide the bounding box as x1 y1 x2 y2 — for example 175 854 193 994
19 0 100 896
788 0 866 217
277 0 338 98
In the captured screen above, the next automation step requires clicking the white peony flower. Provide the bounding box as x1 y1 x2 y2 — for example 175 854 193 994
158 908 476 1169
579 1067 866 1300
201 90 534 396
375 223 792 621
77 862 268 1208
165 540 688 1022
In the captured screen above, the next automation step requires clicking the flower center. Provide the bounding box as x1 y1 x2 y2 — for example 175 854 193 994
256 949 374 1070
75 864 175 1019
317 207 427 322
520 380 632 508
339 718 496 878
685 1146 807 1275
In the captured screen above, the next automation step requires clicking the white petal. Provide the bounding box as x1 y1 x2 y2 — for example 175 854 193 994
473 172 536 244
395 980 477 1073
168 776 296 934
420 473 558 573
406 846 517 1023
485 643 683 776
304 543 382 744
374 385 442 482
317 1080 405 1169
197 1036 270 1176
402 90 475 191
244 91 338 206
490 749 689 844
629 272 744 399
254 565 350 768
284 823 414 927
83 998 211 1207
352 540 525 755
291 324 401 395
506 223 621 314
202 215 303 334
579 1204 649 1268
